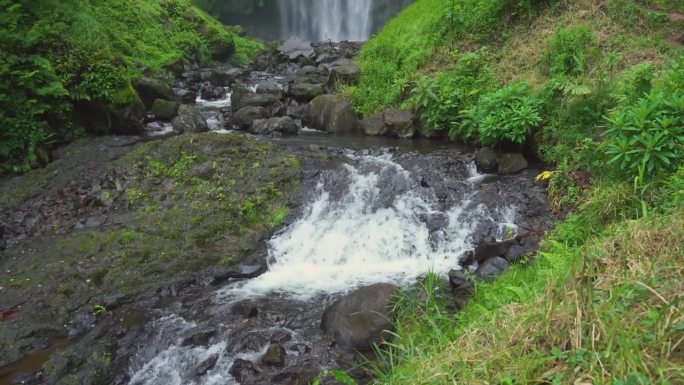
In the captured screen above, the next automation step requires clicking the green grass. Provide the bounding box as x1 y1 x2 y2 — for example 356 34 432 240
372 180 683 384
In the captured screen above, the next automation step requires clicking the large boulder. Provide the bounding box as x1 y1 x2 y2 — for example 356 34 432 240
232 106 269 130
233 94 283 115
303 95 358 134
250 117 298 136
475 257 510 280
474 239 516 263
256 78 283 96
475 147 499 173
199 84 226 101
295 66 328 84
172 105 209 134
278 37 314 61
289 83 326 101
152 99 180 121
327 62 361 89
110 95 145 135
134 77 174 108
230 83 251 112
499 153 529 174
261 344 287 367
359 112 386 136
384 108 415 138
321 283 397 351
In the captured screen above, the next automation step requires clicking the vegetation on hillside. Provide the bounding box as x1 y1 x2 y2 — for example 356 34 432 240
0 0 262 174
345 0 684 384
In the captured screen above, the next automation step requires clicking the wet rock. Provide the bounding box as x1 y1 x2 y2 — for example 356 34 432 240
191 353 219 377
289 83 326 101
181 326 216 347
250 116 298 136
232 106 269 130
172 105 209 134
303 95 358 134
110 95 145 135
199 84 226 101
505 235 539 263
211 262 268 285
68 312 97 338
499 153 528 174
458 250 475 267
230 83 251 111
230 359 256 383
174 89 197 104
475 147 498 173
327 62 360 89
295 66 328 84
234 332 269 352
261 344 287 367
475 257 510 279
419 212 449 233
321 283 397 351
474 239 516 263
278 37 314 60
384 108 415 138
152 99 180 120
448 269 475 309
232 301 259 319
134 77 174 108
359 112 386 136
234 94 282 113
256 78 283 96
190 163 216 179
85 215 107 229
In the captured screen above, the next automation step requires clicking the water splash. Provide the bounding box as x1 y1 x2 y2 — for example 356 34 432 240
222 155 513 300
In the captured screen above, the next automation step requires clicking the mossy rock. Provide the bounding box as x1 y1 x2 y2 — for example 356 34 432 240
152 99 181 120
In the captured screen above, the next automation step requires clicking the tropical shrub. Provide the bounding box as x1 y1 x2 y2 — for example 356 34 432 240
457 83 542 145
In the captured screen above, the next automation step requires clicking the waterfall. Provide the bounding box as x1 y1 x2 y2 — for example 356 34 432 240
278 0 411 41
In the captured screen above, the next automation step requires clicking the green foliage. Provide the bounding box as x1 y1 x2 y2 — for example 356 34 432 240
544 26 597 77
0 0 262 174
458 82 542 145
349 0 518 116
404 51 496 134
604 88 684 181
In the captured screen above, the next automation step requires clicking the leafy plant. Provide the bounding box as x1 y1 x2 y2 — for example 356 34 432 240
544 26 596 77
458 82 542 145
604 91 684 181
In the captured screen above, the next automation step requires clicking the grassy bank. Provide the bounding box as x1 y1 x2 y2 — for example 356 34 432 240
0 0 263 174
347 1 684 384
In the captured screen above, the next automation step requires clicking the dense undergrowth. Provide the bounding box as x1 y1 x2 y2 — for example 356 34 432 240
0 0 262 174
346 0 684 384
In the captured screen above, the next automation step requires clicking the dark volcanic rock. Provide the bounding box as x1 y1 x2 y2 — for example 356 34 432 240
321 283 397 351
278 37 314 60
499 153 528 174
303 95 358 134
448 269 475 309
474 239 516 263
191 353 219 377
359 112 386 136
172 105 208 134
152 99 180 120
111 95 145 135
475 256 510 279
211 262 268 285
181 326 216 347
134 77 174 108
289 83 326 101
261 344 287 367
475 147 498 173
384 108 415 138
199 84 226 101
250 116 298 136
232 106 269 130
327 62 361 90
230 359 256 383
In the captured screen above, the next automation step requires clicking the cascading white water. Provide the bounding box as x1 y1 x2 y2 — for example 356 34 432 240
278 0 412 41
223 155 515 300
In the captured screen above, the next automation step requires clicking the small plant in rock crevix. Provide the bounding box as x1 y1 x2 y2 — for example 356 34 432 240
460 82 542 146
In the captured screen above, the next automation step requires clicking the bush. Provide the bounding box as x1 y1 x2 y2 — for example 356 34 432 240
404 51 496 134
457 82 542 145
0 0 262 174
543 26 596 77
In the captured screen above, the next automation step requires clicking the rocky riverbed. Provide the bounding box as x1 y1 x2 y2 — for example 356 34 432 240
0 40 552 385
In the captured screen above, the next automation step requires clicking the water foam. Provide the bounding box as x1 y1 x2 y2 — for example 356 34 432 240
223 155 504 300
